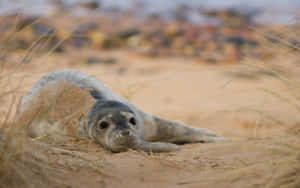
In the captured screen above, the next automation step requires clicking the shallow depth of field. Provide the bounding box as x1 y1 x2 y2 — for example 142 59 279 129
0 1 299 187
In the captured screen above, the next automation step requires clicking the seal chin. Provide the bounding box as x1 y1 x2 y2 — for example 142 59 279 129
109 145 129 153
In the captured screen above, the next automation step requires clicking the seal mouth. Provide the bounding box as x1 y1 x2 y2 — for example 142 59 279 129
115 130 136 146
107 129 138 152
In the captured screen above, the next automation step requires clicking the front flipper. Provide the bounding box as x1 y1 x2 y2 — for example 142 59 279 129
142 114 226 144
133 139 179 153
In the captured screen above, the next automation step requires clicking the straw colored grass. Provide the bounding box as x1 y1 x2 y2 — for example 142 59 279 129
0 13 300 188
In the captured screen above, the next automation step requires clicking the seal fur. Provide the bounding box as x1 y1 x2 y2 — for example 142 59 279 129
20 69 225 152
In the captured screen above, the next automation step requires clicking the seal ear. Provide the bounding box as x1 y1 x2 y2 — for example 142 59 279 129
89 89 103 100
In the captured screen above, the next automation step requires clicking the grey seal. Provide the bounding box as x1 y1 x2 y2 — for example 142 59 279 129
20 69 225 152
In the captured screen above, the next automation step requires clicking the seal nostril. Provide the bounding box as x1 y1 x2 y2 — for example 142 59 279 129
121 130 130 136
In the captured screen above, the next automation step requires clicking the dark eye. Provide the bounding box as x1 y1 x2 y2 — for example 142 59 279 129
98 121 109 129
129 117 136 125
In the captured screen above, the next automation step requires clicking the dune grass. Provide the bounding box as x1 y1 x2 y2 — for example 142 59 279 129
0 13 299 188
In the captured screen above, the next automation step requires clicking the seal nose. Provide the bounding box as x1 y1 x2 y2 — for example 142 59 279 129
120 130 130 137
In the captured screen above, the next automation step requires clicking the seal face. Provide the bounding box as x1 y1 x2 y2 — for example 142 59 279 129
86 100 140 152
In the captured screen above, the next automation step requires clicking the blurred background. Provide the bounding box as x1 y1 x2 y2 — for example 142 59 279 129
0 0 299 63
0 1 300 188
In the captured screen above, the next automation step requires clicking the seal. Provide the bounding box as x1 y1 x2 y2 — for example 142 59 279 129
20 69 225 152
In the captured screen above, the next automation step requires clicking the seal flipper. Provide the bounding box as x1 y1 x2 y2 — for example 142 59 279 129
134 139 179 153
142 115 226 144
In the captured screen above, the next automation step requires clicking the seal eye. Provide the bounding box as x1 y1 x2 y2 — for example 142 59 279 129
99 121 109 129
129 117 136 125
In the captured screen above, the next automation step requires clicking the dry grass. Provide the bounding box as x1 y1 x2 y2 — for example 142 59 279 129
0 14 300 188
0 17 92 187
0 77 105 187
20 82 95 137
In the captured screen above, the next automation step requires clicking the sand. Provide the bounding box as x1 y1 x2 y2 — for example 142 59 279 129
2 50 300 187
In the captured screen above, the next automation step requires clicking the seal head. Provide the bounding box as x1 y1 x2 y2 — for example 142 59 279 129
86 100 140 152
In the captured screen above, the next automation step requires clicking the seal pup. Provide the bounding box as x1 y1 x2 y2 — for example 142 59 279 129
20 69 225 152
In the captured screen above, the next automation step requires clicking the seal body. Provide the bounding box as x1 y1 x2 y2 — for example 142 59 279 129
21 69 225 152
